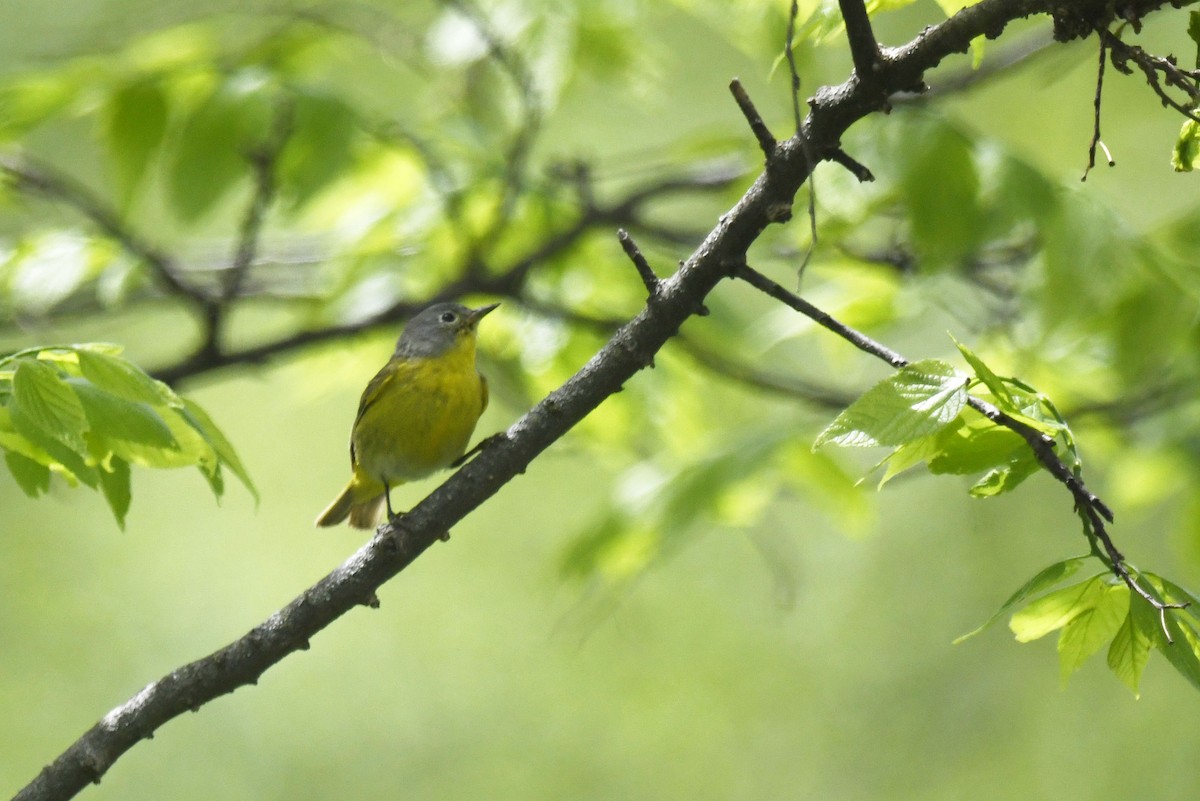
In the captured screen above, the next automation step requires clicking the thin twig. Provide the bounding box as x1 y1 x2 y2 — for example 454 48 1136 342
787 0 819 279
1101 28 1200 125
1082 35 1114 181
446 0 543 268
733 262 1184 631
226 99 294 302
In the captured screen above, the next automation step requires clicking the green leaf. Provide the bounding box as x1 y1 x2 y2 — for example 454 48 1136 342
1009 574 1105 643
0 73 80 140
954 556 1091 644
4 448 50 497
927 414 1025 476
168 78 272 220
1057 582 1128 684
102 79 169 207
899 118 985 264
951 335 1014 408
967 451 1040 497
68 379 178 455
1107 594 1155 696
10 359 89 454
815 359 968 449
97 455 132 529
181 398 257 500
279 91 359 209
1172 118 1200 173
77 348 179 406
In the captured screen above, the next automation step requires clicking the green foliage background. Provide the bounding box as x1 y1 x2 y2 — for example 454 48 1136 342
3 0 1200 798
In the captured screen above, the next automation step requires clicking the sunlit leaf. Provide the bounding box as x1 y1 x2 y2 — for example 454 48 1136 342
1009 574 1104 643
954 556 1091 643
1107 593 1155 696
1057 581 1128 684
10 358 89 454
77 348 179 406
815 359 967 448
1172 119 1200 173
68 379 178 454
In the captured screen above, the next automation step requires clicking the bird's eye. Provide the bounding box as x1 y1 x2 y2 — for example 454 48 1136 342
439 311 457 324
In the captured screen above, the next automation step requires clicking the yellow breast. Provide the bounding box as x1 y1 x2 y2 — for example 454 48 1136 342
350 338 487 489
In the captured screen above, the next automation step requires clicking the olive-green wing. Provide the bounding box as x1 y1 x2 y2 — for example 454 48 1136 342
479 371 489 415
349 359 409 465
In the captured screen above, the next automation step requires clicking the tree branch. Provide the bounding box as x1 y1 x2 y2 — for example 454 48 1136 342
13 1 1186 798
0 154 207 307
733 263 1183 633
839 0 882 79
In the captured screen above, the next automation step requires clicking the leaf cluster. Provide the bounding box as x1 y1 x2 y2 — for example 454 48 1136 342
0 344 253 526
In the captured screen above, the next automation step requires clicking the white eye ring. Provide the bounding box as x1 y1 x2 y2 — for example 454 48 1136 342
440 311 457 324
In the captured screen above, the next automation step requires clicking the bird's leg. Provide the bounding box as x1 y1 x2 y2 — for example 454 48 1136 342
384 481 397 520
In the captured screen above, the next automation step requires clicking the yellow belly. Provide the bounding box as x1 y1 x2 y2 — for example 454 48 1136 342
348 354 486 499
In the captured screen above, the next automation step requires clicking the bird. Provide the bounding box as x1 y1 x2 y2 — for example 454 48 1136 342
315 301 498 529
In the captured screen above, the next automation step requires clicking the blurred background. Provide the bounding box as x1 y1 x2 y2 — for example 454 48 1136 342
3 1 1200 799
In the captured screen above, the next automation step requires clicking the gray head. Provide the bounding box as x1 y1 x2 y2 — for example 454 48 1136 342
395 302 499 358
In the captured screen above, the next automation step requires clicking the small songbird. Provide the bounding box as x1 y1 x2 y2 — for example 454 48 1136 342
315 302 498 529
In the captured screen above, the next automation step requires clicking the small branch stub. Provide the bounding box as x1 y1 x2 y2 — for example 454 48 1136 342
617 228 661 297
729 79 778 159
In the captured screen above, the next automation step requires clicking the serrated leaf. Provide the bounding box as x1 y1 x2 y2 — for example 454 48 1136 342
10 359 89 454
1107 596 1154 696
103 79 169 207
76 349 179 406
4 448 50 497
181 398 257 500
69 379 178 455
815 359 967 449
954 556 1091 644
1009 574 1105 643
1058 582 1128 684
97 455 131 529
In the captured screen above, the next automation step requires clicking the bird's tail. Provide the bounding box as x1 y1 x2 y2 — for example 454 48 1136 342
315 486 386 529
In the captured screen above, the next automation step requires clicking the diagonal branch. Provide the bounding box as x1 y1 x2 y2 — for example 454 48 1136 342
0 154 207 307
13 1 1186 799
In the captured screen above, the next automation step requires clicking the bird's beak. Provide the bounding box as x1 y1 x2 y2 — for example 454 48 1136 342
466 302 500 327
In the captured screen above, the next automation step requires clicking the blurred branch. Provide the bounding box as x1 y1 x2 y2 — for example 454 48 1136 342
153 164 743 384
13 1 1188 799
445 0 544 272
0 154 206 306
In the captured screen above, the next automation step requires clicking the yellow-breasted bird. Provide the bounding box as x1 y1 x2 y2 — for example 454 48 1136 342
315 302 498 529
